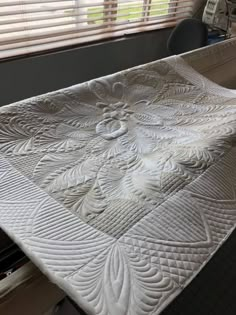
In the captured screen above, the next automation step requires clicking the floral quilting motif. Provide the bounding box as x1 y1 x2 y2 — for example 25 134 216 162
2 53 236 315
89 79 162 140
1 60 236 236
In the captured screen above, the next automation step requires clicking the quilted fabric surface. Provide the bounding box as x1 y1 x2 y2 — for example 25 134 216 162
1 56 236 315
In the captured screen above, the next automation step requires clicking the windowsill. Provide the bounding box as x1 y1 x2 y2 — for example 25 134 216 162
0 26 173 64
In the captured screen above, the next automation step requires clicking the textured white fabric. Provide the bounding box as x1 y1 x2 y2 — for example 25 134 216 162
1 55 236 315
182 37 236 89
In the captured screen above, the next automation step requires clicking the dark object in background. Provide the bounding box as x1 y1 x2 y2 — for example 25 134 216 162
0 229 29 280
207 30 226 45
167 18 208 54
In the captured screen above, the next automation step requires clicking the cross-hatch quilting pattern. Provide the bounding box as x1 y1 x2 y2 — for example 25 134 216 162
1 56 236 315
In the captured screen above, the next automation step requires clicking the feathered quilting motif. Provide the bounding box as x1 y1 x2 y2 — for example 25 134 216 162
1 61 235 222
1 56 236 315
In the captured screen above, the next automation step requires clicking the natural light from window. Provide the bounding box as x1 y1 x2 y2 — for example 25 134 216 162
0 0 193 58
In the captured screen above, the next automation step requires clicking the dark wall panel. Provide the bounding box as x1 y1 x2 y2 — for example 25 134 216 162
0 28 172 106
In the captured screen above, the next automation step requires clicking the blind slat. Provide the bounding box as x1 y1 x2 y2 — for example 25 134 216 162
1 16 189 54
0 0 188 17
0 0 193 59
0 9 192 47
0 0 190 25
1 17 189 59
0 0 149 7
0 3 191 35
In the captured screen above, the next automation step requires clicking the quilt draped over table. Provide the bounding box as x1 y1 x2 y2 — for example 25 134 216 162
1 56 236 315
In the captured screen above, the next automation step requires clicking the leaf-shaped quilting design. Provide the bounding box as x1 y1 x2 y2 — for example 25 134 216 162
98 162 163 207
98 164 126 199
33 150 84 184
145 103 179 117
35 123 95 152
146 60 174 76
89 79 125 105
89 80 111 101
88 79 121 104
170 142 224 172
127 172 163 205
125 83 159 105
132 112 163 126
62 83 102 105
63 180 107 218
85 136 126 160
167 127 203 146
157 83 198 102
67 244 131 315
90 73 159 108
67 246 112 315
24 96 65 122
68 243 175 315
147 60 190 85
125 68 163 89
127 250 175 315
120 127 158 155
112 82 125 100
61 102 103 128
103 244 131 315
41 157 101 193
0 117 37 155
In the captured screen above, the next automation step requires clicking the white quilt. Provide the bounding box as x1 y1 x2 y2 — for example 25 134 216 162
1 56 236 315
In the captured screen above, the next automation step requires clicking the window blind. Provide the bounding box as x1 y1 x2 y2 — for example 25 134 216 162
0 0 194 59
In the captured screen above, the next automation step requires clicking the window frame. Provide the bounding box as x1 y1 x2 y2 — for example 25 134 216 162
0 0 194 60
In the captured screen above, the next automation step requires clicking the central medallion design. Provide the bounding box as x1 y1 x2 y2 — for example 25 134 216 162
96 101 133 140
